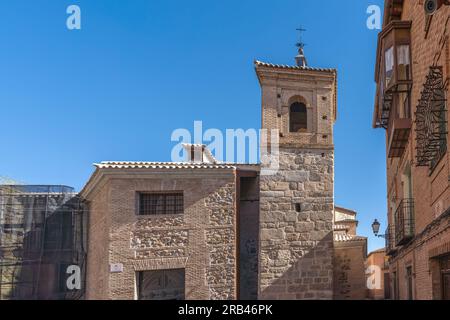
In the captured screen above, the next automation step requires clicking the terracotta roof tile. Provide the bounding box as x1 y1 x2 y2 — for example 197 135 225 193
333 224 350 231
334 233 367 243
254 60 336 73
95 162 237 170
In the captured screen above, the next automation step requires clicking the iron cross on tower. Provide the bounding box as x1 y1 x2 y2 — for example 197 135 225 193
296 27 307 49
295 27 308 67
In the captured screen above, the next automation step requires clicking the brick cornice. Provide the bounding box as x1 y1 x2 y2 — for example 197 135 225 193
80 167 235 200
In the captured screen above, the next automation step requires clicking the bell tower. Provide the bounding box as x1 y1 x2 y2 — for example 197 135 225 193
255 43 337 299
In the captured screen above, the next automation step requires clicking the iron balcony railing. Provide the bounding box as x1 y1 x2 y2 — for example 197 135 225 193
395 198 415 246
385 225 397 256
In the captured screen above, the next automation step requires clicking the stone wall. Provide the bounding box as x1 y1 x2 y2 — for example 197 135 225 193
84 170 237 300
256 59 337 300
259 148 335 299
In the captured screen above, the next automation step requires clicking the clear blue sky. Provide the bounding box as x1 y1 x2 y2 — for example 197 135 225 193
0 0 386 252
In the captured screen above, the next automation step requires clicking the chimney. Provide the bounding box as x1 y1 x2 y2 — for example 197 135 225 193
182 144 218 164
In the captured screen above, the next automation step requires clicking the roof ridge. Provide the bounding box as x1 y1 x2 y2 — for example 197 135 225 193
254 60 336 73
93 162 239 170
334 233 367 242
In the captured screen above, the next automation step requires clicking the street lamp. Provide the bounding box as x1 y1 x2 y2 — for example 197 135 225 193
372 219 387 239
372 219 381 235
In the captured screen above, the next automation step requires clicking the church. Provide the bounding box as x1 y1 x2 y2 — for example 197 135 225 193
79 45 367 300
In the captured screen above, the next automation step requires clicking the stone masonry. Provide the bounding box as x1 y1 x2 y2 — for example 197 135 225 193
259 149 335 299
256 61 337 300
81 167 238 300
80 57 340 300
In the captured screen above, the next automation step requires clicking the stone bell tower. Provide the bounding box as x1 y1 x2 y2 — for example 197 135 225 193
255 44 337 299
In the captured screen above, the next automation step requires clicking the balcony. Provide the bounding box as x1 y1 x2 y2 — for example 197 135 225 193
385 226 397 256
395 199 415 246
388 118 412 158
386 91 412 158
373 21 413 129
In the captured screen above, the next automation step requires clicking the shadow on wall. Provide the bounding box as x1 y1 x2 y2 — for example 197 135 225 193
260 233 334 300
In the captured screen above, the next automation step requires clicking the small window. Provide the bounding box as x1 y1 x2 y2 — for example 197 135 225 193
397 45 411 82
289 102 307 133
385 46 394 89
138 193 184 215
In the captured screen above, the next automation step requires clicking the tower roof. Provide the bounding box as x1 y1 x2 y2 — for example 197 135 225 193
295 46 308 68
254 60 336 73
254 60 338 123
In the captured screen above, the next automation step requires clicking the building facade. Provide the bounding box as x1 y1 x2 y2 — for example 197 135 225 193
365 248 389 300
0 42 378 300
80 154 263 300
0 46 371 301
79 48 344 300
256 58 337 300
333 207 367 300
373 0 450 300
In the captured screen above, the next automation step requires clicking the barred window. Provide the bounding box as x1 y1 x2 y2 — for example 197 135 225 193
138 193 184 215
415 67 448 170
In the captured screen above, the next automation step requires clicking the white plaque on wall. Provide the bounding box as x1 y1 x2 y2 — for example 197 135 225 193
110 263 124 273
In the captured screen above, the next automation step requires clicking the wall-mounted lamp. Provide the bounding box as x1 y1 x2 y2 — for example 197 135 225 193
371 219 387 239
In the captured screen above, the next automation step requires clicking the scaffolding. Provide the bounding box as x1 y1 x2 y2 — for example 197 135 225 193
0 185 87 300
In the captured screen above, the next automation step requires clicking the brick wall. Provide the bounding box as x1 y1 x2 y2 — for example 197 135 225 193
389 212 450 300
84 169 237 300
380 1 450 300
365 250 387 300
85 181 110 299
385 2 450 235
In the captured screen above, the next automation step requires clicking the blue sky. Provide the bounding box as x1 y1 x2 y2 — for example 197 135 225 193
0 0 386 252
